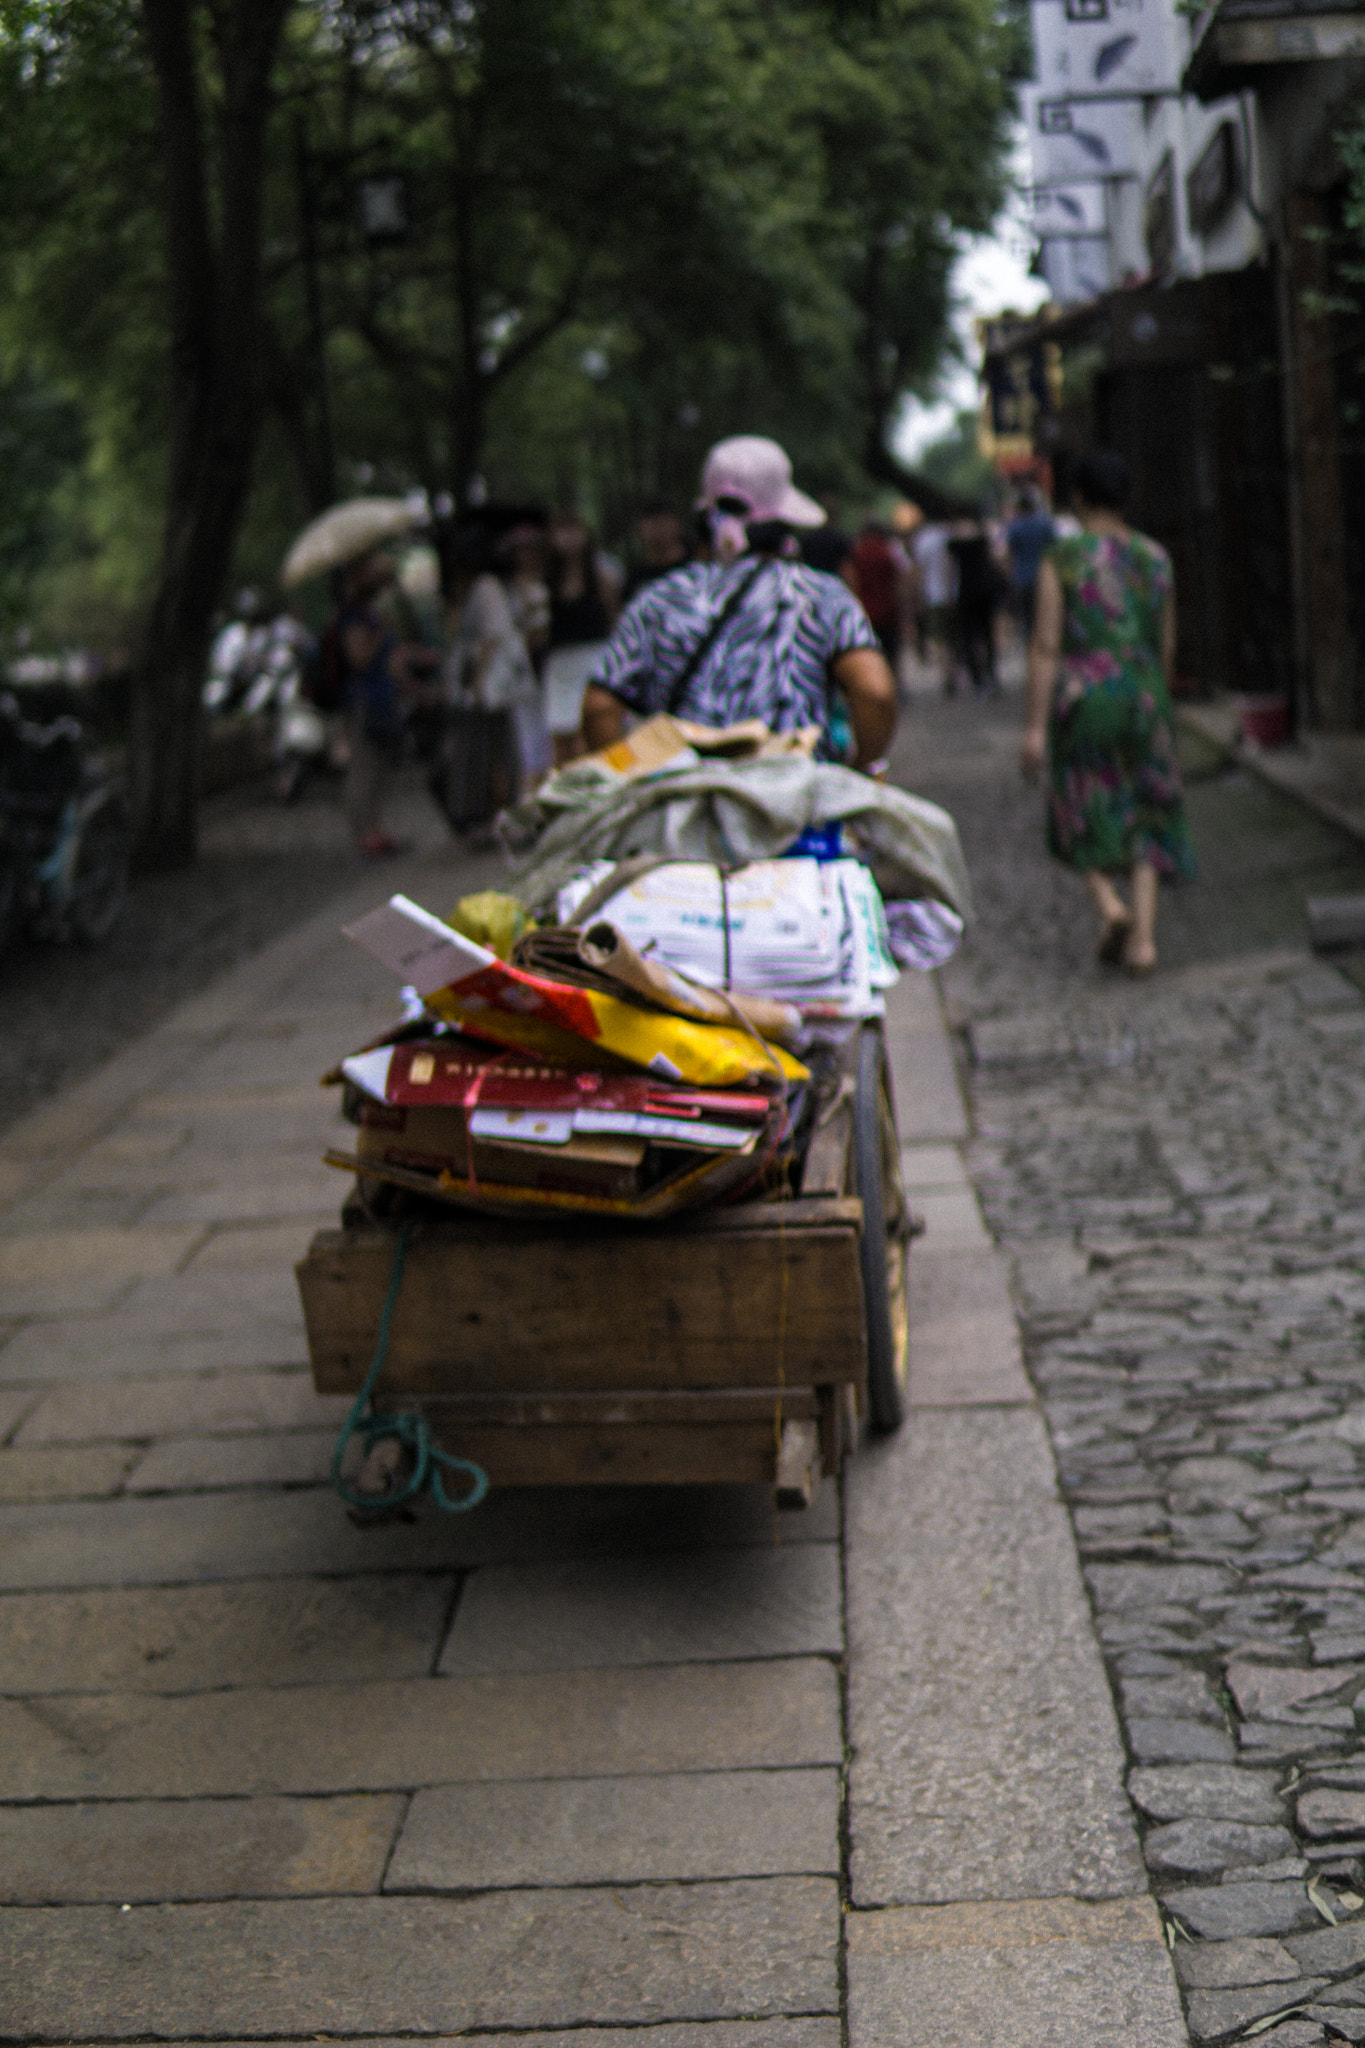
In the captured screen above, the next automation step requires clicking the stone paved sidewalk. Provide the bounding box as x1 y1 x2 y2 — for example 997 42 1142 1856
0 742 1186 2044
0 763 458 1138
921 682 1365 2047
1179 699 1365 866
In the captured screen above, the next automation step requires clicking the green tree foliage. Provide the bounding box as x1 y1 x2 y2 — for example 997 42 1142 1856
0 374 86 629
0 0 1017 855
1 0 1017 564
0 2 166 639
918 408 1000 508
812 0 1026 491
262 0 852 506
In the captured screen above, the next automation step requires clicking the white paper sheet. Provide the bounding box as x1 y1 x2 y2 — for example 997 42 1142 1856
559 858 898 1018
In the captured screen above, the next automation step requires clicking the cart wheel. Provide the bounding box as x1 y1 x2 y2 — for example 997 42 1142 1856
853 1024 909 1432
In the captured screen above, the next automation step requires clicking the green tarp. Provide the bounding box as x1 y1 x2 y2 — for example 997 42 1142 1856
501 754 974 921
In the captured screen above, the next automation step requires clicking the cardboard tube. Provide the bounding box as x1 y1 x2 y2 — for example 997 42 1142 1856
579 922 801 1047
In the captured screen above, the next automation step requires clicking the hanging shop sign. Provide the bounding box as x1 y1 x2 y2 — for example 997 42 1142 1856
1030 0 1183 99
1039 235 1114 305
978 322 1064 467
1026 91 1145 181
1032 183 1108 236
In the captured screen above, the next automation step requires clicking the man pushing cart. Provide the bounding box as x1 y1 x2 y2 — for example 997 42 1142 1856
580 434 899 780
296 437 973 1514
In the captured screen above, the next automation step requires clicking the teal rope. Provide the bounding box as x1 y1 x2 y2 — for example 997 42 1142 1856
330 1221 490 1515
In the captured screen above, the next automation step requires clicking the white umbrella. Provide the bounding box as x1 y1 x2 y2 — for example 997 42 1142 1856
280 497 418 589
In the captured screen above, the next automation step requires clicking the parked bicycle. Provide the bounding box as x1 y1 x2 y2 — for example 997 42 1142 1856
0 693 130 955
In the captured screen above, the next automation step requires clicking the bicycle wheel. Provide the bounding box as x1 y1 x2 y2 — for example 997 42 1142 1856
65 791 130 943
852 1023 910 1432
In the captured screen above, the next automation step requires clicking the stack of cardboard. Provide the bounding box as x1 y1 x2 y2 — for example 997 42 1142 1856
333 1033 781 1218
325 895 805 1221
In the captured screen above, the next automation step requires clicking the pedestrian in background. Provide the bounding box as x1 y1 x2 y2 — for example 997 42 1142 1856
1021 448 1194 975
948 513 999 696
623 500 689 602
890 502 923 678
800 496 857 588
912 519 955 673
849 518 906 671
498 516 552 672
1005 483 1055 638
334 549 418 859
491 514 554 787
436 523 543 837
543 510 621 766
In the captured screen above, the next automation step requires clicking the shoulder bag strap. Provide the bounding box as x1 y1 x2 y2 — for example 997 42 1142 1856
665 557 770 716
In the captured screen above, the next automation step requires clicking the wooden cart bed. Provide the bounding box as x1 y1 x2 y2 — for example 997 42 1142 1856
296 1024 907 1506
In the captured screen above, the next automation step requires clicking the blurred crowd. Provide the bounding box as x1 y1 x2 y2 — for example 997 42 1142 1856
211 474 1067 860
825 484 1069 702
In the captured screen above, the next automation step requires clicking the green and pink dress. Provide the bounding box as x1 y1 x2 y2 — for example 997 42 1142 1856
1046 530 1195 879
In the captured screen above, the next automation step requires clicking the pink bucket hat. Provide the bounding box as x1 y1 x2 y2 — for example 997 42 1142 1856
697 435 826 528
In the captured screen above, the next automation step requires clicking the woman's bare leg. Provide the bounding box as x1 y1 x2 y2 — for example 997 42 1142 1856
1085 869 1129 928
1126 862 1158 969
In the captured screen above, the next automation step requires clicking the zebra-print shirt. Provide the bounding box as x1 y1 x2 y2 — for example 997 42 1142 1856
588 556 879 754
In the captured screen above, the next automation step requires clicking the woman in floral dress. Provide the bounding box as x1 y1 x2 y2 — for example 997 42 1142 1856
1020 449 1194 974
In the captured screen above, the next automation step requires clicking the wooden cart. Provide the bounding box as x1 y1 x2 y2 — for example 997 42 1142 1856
297 1022 910 1508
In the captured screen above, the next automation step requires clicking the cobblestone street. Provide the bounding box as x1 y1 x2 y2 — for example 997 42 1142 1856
920 680 1365 2045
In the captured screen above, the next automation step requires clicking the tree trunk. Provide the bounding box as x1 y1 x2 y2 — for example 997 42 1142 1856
452 374 489 508
132 0 291 871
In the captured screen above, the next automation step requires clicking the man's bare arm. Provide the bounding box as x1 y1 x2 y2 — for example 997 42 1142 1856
833 648 897 774
584 656 897 773
581 684 625 752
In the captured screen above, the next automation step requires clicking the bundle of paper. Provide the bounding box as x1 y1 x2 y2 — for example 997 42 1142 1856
557 858 900 1019
343 895 806 1088
326 1031 785 1220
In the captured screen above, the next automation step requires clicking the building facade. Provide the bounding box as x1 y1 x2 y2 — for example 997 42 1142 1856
998 0 1365 725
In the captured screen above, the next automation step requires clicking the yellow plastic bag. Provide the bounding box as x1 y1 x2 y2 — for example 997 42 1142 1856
423 978 806 1086
345 895 807 1087
448 891 531 961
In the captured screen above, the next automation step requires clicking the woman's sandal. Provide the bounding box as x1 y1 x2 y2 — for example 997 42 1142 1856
1096 915 1133 966
1123 950 1157 977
